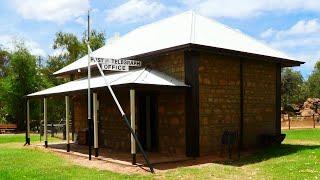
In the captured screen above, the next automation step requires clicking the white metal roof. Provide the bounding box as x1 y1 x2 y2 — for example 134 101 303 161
54 11 296 75
28 68 187 97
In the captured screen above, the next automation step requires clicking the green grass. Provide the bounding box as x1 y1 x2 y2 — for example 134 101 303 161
283 128 320 141
0 129 319 179
0 146 146 180
0 134 58 144
163 129 320 179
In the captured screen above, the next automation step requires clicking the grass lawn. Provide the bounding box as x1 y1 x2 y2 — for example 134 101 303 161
0 134 58 144
0 129 319 179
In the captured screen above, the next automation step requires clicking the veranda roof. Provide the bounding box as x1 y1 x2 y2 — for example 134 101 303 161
27 68 187 98
54 11 303 76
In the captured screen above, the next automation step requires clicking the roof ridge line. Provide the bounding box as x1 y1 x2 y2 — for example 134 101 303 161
196 14 290 57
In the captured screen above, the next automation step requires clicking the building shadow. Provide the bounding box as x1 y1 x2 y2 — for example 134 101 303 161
218 144 320 167
45 143 319 171
153 144 320 170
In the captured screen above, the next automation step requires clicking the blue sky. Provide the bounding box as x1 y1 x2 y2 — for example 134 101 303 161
0 0 319 78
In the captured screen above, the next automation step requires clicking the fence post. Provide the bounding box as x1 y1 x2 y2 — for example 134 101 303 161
63 124 66 140
51 123 54 137
313 114 316 128
288 114 291 130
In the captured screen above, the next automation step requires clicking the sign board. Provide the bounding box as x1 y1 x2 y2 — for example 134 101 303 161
101 64 129 71
91 57 141 71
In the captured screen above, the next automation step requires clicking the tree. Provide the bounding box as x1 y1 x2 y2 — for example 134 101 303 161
0 49 10 123
306 61 320 98
281 68 305 106
81 30 106 52
0 44 44 130
0 49 9 78
37 30 105 125
52 30 105 64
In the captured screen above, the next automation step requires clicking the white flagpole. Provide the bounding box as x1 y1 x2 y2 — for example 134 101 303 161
87 10 92 160
87 45 154 173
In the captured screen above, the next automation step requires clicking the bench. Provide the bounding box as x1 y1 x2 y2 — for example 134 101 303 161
221 130 239 159
260 134 286 146
0 124 17 134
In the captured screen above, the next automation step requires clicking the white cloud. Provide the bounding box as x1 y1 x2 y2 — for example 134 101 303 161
25 41 46 57
275 19 320 38
0 35 46 57
106 0 166 23
75 17 87 26
51 48 69 57
181 0 320 19
292 51 320 78
261 19 320 48
260 19 320 77
260 28 275 38
11 0 89 24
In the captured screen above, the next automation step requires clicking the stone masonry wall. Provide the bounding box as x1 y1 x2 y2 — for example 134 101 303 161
145 51 185 81
158 92 186 155
198 52 277 155
71 51 186 154
199 53 241 155
73 95 87 134
243 60 276 147
98 91 131 152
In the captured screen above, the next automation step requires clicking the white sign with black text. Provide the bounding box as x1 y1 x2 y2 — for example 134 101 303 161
91 57 141 71
102 64 129 71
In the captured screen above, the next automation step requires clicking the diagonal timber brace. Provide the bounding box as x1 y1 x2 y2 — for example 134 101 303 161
87 45 154 173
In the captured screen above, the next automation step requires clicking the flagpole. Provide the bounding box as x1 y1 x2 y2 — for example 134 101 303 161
87 10 92 160
87 46 154 173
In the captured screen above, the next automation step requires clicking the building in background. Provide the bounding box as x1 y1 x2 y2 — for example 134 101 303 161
26 11 304 160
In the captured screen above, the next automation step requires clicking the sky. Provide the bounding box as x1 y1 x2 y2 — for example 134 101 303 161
0 0 319 78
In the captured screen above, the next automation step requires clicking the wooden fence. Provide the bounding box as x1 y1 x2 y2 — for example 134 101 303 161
281 114 320 130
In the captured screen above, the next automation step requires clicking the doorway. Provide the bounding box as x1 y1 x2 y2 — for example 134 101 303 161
138 93 158 152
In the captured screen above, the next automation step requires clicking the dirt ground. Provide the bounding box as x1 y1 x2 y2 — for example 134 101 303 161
281 118 320 130
30 143 248 175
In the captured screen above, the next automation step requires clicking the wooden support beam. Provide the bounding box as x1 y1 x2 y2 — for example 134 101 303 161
130 89 136 164
239 59 244 157
65 96 70 152
44 97 48 148
275 64 281 135
26 99 30 145
184 50 200 157
93 93 99 157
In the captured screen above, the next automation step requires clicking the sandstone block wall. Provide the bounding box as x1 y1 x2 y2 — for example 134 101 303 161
98 91 131 152
243 60 276 147
71 51 187 155
158 92 186 155
198 52 277 155
73 95 87 134
146 51 185 81
199 53 241 155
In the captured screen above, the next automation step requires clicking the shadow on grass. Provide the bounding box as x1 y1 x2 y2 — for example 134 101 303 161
155 144 320 170
44 143 320 171
221 144 320 167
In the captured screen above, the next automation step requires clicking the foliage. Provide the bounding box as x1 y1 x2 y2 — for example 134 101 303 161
0 30 105 128
42 30 105 124
0 49 10 123
52 30 105 64
306 61 320 98
281 68 306 106
0 44 46 129
82 30 106 52
0 49 9 78
53 32 83 64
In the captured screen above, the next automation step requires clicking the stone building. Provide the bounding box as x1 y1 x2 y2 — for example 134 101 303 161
26 11 303 161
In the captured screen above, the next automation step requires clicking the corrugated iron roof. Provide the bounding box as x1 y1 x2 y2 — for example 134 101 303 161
27 68 187 97
54 11 301 76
